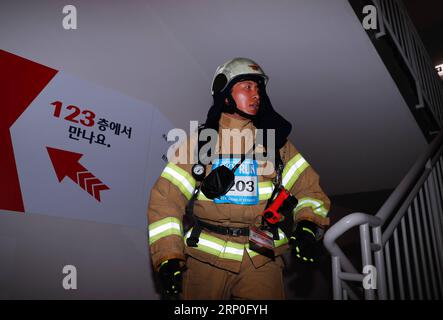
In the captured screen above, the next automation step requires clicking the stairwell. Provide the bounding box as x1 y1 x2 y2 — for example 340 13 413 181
325 0 443 300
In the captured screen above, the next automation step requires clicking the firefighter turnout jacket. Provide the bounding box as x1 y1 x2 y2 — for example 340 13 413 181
148 113 330 273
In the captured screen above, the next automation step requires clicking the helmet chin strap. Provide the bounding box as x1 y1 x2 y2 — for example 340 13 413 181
225 95 258 120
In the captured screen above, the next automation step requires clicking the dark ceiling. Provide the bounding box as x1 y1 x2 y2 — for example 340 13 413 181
401 0 443 66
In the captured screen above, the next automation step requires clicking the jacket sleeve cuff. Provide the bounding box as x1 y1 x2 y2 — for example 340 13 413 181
150 236 186 272
294 207 330 228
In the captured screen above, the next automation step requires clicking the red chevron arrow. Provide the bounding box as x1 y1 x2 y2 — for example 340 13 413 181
78 171 94 189
93 184 109 202
46 147 109 202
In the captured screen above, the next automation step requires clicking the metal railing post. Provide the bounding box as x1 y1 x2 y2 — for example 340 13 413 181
421 180 440 299
393 228 405 300
400 217 414 299
384 241 395 299
372 0 386 39
372 226 387 299
408 205 424 299
369 0 443 124
360 223 375 300
332 256 343 300
414 195 432 299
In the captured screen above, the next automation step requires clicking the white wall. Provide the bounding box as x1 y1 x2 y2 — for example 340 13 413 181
0 210 158 299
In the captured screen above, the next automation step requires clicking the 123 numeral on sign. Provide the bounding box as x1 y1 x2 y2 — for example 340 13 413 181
50 101 96 127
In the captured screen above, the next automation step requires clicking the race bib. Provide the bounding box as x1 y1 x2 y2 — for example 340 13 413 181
212 158 259 205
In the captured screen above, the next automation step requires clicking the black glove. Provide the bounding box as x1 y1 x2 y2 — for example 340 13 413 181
290 220 324 264
158 259 183 298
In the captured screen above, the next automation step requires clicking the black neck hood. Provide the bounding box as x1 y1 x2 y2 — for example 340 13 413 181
205 91 292 151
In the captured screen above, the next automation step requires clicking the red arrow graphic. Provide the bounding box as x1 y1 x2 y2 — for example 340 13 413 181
46 147 110 202
93 184 109 202
86 178 101 195
78 171 94 189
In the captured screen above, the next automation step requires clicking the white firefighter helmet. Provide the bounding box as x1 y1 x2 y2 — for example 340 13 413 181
211 57 269 95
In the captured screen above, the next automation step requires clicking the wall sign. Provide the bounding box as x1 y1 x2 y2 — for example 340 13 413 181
0 49 172 228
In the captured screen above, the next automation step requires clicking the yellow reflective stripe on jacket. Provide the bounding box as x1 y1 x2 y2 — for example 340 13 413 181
282 154 309 190
184 229 245 261
196 181 275 201
149 217 183 245
185 228 288 260
161 162 196 200
258 181 274 200
293 197 329 218
196 191 209 201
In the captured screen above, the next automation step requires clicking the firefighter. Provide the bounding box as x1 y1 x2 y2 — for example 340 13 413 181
148 57 331 299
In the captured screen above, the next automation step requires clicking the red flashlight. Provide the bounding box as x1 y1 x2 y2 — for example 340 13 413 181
262 188 291 224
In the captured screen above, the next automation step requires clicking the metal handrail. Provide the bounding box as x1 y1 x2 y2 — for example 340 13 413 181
373 0 443 125
323 0 443 300
324 129 443 299
377 130 443 223
372 0 443 127
324 213 381 274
